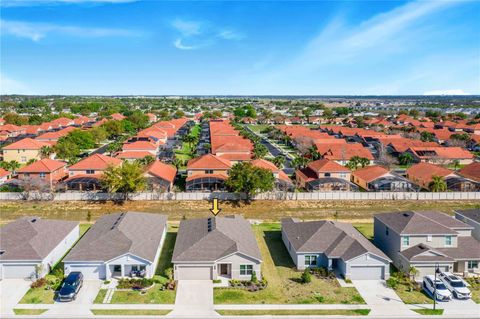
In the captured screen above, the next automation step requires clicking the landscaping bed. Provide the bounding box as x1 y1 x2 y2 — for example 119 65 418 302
19 274 63 304
109 284 176 304
214 224 365 304
387 271 432 304
91 309 171 316
465 277 480 303
216 309 371 316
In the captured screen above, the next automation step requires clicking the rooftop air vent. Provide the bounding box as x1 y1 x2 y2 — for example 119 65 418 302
402 213 410 217
30 218 37 223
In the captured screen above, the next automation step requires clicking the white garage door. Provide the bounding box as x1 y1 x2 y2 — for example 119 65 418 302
414 265 449 278
2 264 36 279
67 265 105 280
349 266 384 280
177 266 212 280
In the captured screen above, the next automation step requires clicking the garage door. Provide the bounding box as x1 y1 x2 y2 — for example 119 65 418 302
67 265 105 280
415 265 449 278
349 266 384 280
176 266 212 280
2 264 36 279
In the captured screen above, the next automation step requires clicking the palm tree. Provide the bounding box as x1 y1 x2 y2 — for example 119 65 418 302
399 152 414 166
307 146 321 161
172 157 184 169
6 160 21 173
346 156 361 170
358 157 370 168
409 266 419 281
138 155 155 166
429 175 447 192
272 155 286 168
452 159 460 171
39 145 53 159
292 156 309 170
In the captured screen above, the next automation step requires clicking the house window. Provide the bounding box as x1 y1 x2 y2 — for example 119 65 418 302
445 236 452 247
324 173 331 177
240 265 253 275
86 170 95 174
339 173 346 178
427 235 432 242
402 236 410 247
205 170 214 174
39 173 46 178
385 227 389 236
21 156 27 162
304 255 317 267
468 261 478 270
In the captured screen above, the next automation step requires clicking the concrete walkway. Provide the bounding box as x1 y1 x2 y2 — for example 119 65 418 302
352 280 417 317
167 280 219 318
0 279 31 316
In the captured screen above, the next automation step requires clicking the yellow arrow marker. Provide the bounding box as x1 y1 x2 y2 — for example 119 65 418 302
210 198 221 216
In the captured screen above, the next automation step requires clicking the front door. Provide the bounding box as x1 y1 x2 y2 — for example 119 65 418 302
220 264 229 275
113 265 121 277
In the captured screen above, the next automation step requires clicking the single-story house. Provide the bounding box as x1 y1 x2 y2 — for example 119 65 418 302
172 215 262 280
0 217 79 279
281 218 391 280
63 212 167 280
351 165 418 191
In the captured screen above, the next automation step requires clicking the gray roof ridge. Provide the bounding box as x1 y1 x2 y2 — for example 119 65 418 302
409 211 458 234
174 229 234 261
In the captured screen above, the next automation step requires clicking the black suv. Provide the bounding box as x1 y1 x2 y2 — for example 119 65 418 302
58 272 83 302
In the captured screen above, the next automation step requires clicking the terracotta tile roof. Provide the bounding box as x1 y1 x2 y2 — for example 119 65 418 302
146 160 177 182
187 154 232 170
68 153 122 171
417 128 454 141
307 159 350 173
20 125 42 135
50 117 74 128
110 113 126 120
138 127 168 140
0 124 24 132
408 146 474 160
351 165 389 183
381 138 438 153
39 122 53 131
36 126 76 140
315 143 374 161
251 158 291 182
92 118 109 127
217 153 252 161
2 138 51 150
458 162 480 182
0 168 10 178
18 158 66 173
406 162 453 186
122 141 158 151
186 173 229 182
116 151 155 159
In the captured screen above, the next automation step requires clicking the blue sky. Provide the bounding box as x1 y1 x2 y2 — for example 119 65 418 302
1 0 479 95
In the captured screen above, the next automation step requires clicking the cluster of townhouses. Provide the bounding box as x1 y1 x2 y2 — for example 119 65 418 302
1 210 479 281
1 112 479 193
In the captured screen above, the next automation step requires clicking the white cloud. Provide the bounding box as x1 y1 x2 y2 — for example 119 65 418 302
0 19 141 41
0 73 30 94
173 38 196 50
423 89 471 96
171 18 202 37
218 29 244 40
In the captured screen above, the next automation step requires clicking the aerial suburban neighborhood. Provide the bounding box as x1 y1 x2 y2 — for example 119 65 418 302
1 0 480 318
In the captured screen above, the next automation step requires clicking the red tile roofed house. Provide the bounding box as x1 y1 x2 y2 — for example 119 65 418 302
417 127 454 144
458 162 480 183
65 154 122 190
375 136 439 155
209 120 253 162
145 160 177 191
0 124 26 141
406 146 474 165
251 158 293 191
39 122 53 132
0 168 11 185
295 159 357 191
91 118 109 128
17 158 67 188
315 143 374 166
137 127 168 144
351 165 418 192
50 117 75 130
73 116 94 127
1 138 52 164
116 140 159 161
406 162 479 191
146 113 157 123
116 151 156 161
185 154 232 191
35 126 76 144
110 113 126 121
21 125 43 136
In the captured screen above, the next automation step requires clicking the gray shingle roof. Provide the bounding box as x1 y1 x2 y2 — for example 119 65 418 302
64 212 167 263
172 215 262 263
0 217 78 261
399 244 454 262
437 237 480 260
374 211 459 235
456 209 480 224
281 218 390 262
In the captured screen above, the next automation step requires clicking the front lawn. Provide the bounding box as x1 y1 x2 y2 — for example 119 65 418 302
214 224 365 304
413 309 444 315
91 309 171 316
94 289 107 304
216 309 371 316
353 223 373 241
109 284 176 304
19 287 55 304
388 271 432 304
13 309 48 315
465 277 480 303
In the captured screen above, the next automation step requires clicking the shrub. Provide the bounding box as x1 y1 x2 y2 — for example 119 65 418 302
250 271 258 284
301 268 312 284
164 267 173 281
104 280 111 285
51 266 64 280
344 278 352 284
386 277 399 289
152 275 167 284
31 278 47 288
213 279 222 284
117 278 153 289
313 292 324 303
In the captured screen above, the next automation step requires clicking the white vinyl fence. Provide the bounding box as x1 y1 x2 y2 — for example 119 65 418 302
0 191 478 201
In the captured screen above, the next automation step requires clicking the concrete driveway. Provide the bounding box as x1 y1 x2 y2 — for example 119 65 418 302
0 279 32 315
353 280 416 317
168 280 219 318
46 280 102 316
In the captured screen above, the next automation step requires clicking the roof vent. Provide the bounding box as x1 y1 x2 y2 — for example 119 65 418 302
30 218 37 223
418 244 426 250
207 218 213 232
402 213 410 217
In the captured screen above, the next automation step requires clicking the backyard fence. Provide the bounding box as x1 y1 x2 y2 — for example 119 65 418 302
0 191 478 201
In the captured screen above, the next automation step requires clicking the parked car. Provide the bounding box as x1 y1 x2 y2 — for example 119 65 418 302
423 275 452 302
58 272 83 302
439 272 471 299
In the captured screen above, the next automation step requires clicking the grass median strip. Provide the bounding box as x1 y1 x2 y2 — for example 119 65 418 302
216 309 371 316
412 309 444 315
91 309 171 316
19 288 55 304
13 309 48 315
